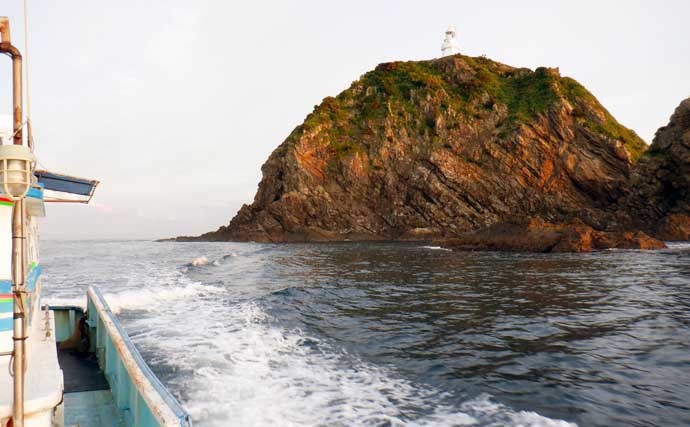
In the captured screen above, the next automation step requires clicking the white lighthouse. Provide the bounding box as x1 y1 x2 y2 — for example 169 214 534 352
441 25 460 57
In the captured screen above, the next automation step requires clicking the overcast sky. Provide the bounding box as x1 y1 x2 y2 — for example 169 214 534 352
1 0 689 240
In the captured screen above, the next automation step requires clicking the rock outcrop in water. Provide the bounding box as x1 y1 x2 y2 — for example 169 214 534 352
174 54 690 251
438 218 665 253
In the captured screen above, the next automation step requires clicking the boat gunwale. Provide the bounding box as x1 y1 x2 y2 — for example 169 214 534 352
87 286 192 427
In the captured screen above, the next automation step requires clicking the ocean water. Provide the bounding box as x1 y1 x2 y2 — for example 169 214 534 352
41 240 690 427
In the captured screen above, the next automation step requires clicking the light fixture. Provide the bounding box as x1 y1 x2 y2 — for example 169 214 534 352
0 144 36 200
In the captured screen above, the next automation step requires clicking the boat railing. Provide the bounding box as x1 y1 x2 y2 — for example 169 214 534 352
87 286 192 427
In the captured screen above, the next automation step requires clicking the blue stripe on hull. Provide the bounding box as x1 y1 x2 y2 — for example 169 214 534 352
0 317 12 331
0 266 41 329
0 264 41 293
0 301 11 313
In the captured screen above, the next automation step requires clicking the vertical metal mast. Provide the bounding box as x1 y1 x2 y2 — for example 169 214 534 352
0 16 27 427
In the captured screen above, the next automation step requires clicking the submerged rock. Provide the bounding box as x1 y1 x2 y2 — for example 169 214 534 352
437 218 665 253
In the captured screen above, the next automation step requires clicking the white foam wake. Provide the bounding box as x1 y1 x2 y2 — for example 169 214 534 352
102 281 223 313
42 253 575 427
43 270 223 314
123 299 576 427
192 256 210 266
665 242 690 250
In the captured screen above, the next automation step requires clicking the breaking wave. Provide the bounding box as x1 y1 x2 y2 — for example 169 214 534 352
102 282 223 313
43 269 223 314
665 241 690 250
420 246 452 251
183 253 239 270
191 256 210 266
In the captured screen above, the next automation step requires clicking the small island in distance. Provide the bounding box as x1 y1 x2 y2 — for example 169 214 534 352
168 45 690 252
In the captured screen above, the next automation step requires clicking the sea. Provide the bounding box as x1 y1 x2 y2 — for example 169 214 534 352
41 240 690 427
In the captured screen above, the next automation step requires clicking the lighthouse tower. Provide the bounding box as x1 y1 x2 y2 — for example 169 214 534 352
441 26 460 57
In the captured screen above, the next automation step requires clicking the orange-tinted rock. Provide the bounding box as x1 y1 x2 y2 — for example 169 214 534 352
656 214 690 240
625 97 690 236
591 230 666 251
438 218 665 253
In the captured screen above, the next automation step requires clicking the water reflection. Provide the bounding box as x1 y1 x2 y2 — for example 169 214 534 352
253 243 690 427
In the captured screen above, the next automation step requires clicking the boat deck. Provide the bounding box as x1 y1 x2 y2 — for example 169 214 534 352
51 294 192 427
64 390 125 427
58 349 109 393
58 349 124 426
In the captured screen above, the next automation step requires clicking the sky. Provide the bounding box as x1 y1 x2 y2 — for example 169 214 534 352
0 0 689 240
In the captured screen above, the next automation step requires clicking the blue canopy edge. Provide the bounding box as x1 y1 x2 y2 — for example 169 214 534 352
34 169 99 201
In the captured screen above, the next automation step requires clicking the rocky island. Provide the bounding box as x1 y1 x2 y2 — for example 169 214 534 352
173 54 690 252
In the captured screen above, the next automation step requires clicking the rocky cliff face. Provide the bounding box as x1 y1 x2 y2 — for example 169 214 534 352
185 55 683 245
624 97 690 239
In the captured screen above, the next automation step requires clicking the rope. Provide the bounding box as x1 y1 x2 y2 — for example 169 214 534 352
9 290 30 376
8 121 47 170
11 119 27 138
7 291 30 378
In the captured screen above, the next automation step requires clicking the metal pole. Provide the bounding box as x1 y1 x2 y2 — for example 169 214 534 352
0 16 26 427
12 201 26 427
12 49 23 146
0 18 24 147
